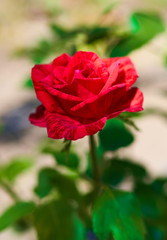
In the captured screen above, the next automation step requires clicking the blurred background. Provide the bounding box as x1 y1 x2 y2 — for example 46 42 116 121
0 0 167 239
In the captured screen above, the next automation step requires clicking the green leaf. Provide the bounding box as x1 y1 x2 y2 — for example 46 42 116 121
147 226 164 240
119 111 142 119
16 39 54 63
164 55 167 68
0 156 33 182
117 116 140 131
12 218 30 232
50 24 112 44
134 182 167 219
151 178 167 194
55 151 80 169
34 168 80 200
92 186 146 240
86 26 111 44
144 108 167 120
134 182 167 239
0 121 4 134
50 24 79 39
110 12 165 57
23 77 33 89
102 2 119 15
98 118 134 152
102 158 148 186
73 215 86 240
42 140 79 170
0 202 35 231
130 12 164 34
120 108 167 121
33 200 86 240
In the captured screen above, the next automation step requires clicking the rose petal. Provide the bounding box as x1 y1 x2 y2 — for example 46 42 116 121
31 64 53 90
125 87 144 112
100 61 120 93
52 53 72 82
45 111 107 140
29 105 47 127
58 70 104 99
106 87 144 119
52 53 72 67
41 82 82 102
32 66 68 113
52 66 66 83
103 57 138 89
64 51 108 82
40 80 84 114
31 54 72 112
70 83 126 119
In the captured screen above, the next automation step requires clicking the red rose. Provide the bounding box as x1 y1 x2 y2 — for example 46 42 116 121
29 51 143 140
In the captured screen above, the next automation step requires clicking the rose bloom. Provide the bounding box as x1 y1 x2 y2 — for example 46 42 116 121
29 51 143 140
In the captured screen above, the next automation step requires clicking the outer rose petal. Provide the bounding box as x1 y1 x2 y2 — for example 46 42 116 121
125 87 144 112
31 65 61 112
29 105 46 127
106 87 144 119
102 57 138 89
31 54 71 113
45 111 107 140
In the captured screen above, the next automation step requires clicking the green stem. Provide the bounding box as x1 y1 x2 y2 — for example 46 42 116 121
0 179 20 202
62 140 72 162
66 140 71 162
89 135 100 183
0 179 32 229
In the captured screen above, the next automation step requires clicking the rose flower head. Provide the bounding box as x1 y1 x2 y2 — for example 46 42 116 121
29 51 143 140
